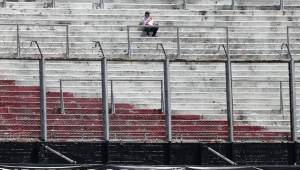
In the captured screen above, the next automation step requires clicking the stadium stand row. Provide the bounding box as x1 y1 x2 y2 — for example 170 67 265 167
0 0 299 142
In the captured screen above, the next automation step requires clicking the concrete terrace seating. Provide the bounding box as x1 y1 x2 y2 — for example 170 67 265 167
4 0 300 10
0 1 300 142
2 9 300 60
0 60 294 142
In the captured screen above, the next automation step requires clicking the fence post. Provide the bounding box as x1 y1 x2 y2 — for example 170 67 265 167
231 0 235 10
52 0 55 8
288 53 297 142
2 0 6 8
110 80 115 114
280 81 284 116
100 0 104 9
225 27 234 143
39 48 47 142
30 41 47 142
280 0 284 10
127 26 132 59
66 25 69 58
60 80 65 114
164 58 172 142
182 0 187 9
177 27 181 59
101 57 110 142
287 27 297 142
17 24 20 57
161 80 165 113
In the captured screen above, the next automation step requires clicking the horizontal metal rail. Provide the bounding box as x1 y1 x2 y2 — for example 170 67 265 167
0 24 69 58
0 57 294 63
0 23 69 27
127 26 228 59
59 79 164 114
231 0 284 10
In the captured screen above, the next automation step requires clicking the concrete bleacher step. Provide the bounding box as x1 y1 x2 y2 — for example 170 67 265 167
1 1 299 142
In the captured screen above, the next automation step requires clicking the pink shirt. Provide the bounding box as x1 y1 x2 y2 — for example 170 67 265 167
143 17 154 26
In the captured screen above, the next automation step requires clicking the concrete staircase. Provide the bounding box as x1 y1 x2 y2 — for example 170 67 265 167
0 1 299 142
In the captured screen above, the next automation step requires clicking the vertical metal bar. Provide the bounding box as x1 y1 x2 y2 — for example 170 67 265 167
101 57 110 142
60 80 65 114
161 80 165 113
289 54 297 142
280 81 284 116
225 27 234 143
287 26 290 47
183 0 187 9
52 0 55 8
164 58 172 142
231 0 235 10
101 0 104 9
280 0 284 10
287 26 297 142
177 27 181 59
17 24 20 57
39 52 47 142
3 0 6 8
127 26 131 59
66 25 69 58
110 80 115 114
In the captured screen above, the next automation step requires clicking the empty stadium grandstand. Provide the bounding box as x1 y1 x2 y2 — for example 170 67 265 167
1 0 300 169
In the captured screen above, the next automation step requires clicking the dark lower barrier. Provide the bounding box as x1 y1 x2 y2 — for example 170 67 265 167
1 165 300 170
0 142 299 166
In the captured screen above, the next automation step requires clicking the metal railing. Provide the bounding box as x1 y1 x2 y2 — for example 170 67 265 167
48 0 104 9
0 24 69 58
0 0 289 10
233 80 291 117
127 26 182 59
59 79 164 114
182 0 187 9
0 55 298 143
2 0 6 8
127 26 228 59
29 41 47 142
0 24 299 143
182 0 285 10
230 0 284 10
93 41 105 58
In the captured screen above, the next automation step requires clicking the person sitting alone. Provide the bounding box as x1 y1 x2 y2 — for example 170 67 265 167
141 11 159 37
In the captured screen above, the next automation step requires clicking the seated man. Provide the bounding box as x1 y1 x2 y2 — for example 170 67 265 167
141 11 159 37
